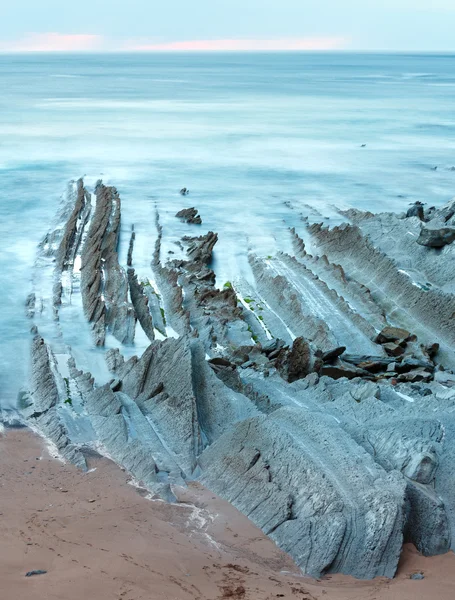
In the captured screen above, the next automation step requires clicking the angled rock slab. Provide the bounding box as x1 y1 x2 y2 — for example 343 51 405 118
199 407 405 579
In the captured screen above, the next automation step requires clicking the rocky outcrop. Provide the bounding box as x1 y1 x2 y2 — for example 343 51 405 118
127 226 135 267
175 207 202 224
155 226 251 349
28 335 59 414
25 334 87 470
127 269 155 342
341 205 455 292
308 221 455 369
80 183 136 345
118 337 202 474
199 407 406 579
22 179 455 581
55 179 91 272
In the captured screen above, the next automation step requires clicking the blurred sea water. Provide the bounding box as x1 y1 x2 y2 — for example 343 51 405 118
0 51 454 405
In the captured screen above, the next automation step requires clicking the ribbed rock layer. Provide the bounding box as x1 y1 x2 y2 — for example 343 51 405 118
20 180 455 580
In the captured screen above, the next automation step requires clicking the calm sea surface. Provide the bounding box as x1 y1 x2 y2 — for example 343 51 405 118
1 52 455 405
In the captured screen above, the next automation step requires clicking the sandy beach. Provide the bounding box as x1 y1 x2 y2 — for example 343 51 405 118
1 427 454 600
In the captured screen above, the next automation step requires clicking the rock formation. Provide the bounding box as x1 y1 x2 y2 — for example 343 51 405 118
175 207 202 224
21 180 455 580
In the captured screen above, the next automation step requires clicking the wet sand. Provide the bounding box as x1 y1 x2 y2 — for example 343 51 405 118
1 427 454 600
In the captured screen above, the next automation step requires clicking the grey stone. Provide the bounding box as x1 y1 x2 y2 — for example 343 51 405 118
417 224 455 248
199 407 405 579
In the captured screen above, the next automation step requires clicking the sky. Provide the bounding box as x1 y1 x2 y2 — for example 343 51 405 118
1 0 455 52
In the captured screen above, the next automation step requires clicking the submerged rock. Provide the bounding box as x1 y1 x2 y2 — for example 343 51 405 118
175 207 202 224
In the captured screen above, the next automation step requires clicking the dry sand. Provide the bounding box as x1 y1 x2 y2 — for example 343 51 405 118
1 427 454 600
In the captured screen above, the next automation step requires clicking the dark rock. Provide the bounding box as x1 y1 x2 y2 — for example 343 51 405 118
321 362 372 380
176 207 202 224
179 187 189 196
208 357 233 368
343 354 395 372
423 343 439 359
281 337 312 383
420 388 433 397
383 342 406 357
26 570 47 577
396 358 434 374
406 202 424 221
80 183 136 345
397 369 433 383
127 269 155 342
231 346 253 365
322 346 346 363
109 378 122 392
182 231 218 265
127 226 135 267
55 178 91 273
375 327 411 344
417 225 455 248
354 361 387 373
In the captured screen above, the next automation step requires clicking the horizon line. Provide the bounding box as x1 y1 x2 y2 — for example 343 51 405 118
1 33 455 54
1 49 455 54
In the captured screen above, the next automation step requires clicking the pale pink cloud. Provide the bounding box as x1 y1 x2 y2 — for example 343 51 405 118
127 37 349 52
0 33 349 53
0 33 104 52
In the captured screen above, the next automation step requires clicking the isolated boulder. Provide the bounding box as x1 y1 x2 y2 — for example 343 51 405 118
417 224 455 248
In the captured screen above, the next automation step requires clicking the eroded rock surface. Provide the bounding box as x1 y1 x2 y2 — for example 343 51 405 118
22 179 455 580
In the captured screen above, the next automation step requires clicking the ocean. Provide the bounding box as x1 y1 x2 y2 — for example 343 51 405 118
1 51 454 406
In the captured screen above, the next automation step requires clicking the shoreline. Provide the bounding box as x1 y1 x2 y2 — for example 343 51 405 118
1 426 455 600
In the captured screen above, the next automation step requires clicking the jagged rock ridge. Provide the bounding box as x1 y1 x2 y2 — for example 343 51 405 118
20 180 455 580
